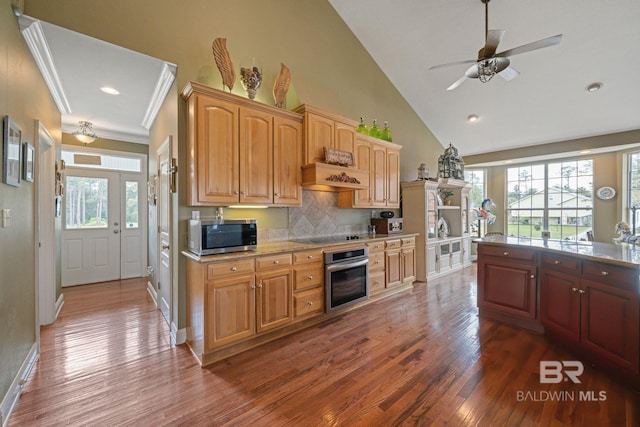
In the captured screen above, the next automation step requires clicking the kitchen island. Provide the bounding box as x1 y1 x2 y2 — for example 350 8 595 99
183 233 418 366
476 236 640 388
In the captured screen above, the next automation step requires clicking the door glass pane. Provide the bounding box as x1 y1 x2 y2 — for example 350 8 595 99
125 181 139 229
65 176 108 229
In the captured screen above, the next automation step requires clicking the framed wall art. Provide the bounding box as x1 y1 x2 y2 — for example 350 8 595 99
3 115 22 187
23 142 34 182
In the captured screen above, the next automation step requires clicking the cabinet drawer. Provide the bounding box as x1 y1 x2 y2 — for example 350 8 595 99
582 261 638 290
293 264 323 291
256 253 292 271
385 239 402 250
370 270 386 294
294 287 324 318
369 251 385 272
401 237 416 247
366 241 385 253
480 245 536 262
541 253 580 274
207 258 255 280
293 249 323 265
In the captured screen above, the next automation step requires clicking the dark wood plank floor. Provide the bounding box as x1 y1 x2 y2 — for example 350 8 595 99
9 266 640 426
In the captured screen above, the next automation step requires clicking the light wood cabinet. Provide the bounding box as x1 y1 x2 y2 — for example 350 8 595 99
255 267 293 333
401 237 416 284
385 238 415 289
292 248 324 321
182 81 302 206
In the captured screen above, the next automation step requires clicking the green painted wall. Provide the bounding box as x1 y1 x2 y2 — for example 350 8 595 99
0 0 61 408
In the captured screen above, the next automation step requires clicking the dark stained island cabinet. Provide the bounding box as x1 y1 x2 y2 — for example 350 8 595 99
477 237 640 389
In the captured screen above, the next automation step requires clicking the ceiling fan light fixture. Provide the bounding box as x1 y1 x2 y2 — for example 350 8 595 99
73 121 98 144
478 59 498 83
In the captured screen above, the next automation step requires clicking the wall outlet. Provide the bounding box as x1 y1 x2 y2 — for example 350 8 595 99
2 209 10 228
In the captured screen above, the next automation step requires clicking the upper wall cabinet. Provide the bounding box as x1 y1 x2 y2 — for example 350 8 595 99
182 82 303 206
293 104 358 165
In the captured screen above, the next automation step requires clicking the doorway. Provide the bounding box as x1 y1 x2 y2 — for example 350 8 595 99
60 149 147 287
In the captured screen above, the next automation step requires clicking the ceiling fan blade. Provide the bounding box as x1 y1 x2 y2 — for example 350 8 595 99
446 75 468 91
482 29 505 58
495 34 563 58
429 59 478 71
498 66 519 81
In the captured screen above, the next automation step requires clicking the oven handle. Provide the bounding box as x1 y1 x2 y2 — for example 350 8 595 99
326 258 369 272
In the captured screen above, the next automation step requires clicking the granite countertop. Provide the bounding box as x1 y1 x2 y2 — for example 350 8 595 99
475 235 640 268
183 233 420 263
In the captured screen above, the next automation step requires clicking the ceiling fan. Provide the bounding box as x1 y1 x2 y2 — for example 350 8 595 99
430 0 563 91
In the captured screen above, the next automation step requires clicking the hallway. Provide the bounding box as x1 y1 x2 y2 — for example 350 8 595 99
8 268 640 426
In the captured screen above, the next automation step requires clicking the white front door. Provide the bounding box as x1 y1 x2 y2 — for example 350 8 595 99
157 139 172 324
62 168 121 286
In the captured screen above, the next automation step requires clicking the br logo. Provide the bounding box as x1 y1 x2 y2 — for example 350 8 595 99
540 361 584 384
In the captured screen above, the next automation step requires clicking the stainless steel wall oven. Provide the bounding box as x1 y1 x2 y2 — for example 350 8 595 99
324 246 369 313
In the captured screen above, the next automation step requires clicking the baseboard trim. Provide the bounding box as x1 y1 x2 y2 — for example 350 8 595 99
1 342 39 427
146 281 158 307
54 293 64 321
171 322 186 346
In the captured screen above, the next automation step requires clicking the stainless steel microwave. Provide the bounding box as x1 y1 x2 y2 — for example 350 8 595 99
188 219 257 256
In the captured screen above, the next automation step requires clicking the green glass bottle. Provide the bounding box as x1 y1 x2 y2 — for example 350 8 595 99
381 121 392 142
369 119 381 139
356 117 369 135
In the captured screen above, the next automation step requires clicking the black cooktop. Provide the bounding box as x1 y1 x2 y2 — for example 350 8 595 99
291 235 367 244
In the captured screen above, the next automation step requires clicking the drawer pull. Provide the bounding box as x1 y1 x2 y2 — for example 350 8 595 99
530 275 535 279
503 252 510 256
578 289 586 294
307 275 313 280
601 271 609 276
571 287 579 292
251 285 256 290
231 266 237 272
307 255 313 259
554 260 560 264
307 301 313 306
258 283 263 288
375 260 380 264
274 260 279 265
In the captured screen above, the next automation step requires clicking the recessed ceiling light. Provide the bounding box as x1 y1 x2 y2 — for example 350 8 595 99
467 114 479 123
100 86 120 95
586 82 602 93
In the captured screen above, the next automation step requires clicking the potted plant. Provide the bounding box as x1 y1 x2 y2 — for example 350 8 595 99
440 189 454 205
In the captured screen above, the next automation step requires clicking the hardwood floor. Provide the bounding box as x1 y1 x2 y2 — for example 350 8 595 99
9 267 640 426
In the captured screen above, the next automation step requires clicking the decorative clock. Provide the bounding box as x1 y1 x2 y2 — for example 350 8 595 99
596 186 616 200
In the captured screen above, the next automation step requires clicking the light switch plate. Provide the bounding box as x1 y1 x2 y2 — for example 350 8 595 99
2 209 11 228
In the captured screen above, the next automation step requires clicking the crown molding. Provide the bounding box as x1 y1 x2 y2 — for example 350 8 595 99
18 16 71 115
141 62 176 129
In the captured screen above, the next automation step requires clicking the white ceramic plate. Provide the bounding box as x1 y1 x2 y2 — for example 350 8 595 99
596 186 616 200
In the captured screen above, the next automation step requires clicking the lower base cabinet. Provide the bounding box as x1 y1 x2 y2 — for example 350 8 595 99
479 242 640 388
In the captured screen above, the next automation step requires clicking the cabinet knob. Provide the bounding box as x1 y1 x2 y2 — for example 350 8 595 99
578 289 586 294
240 191 246 195
375 281 381 286
530 275 535 279
554 260 560 264
251 285 256 290
231 266 237 271
274 192 280 197
307 255 313 259
375 260 380 264
601 271 609 276
307 275 313 280
307 301 313 306
273 260 279 264
503 252 510 256
572 287 579 292
233 191 239 195
258 283 263 288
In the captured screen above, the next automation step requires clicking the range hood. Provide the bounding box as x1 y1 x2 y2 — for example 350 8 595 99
301 163 369 192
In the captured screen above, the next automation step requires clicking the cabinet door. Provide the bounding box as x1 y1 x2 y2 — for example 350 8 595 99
239 107 273 204
273 116 302 206
540 270 581 342
581 279 639 374
386 249 402 288
304 113 334 164
371 143 387 207
335 120 356 154
352 137 373 207
207 274 255 351
450 240 462 270
386 148 400 207
439 243 451 273
479 260 537 319
401 246 416 283
256 268 293 333
196 94 239 204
